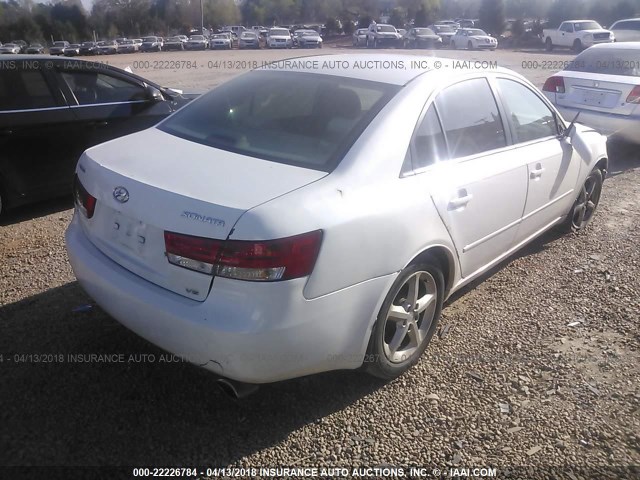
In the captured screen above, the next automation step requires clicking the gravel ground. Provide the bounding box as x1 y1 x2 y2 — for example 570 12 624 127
0 45 639 476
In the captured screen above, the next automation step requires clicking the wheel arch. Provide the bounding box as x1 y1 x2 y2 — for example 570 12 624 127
406 245 457 298
595 156 608 179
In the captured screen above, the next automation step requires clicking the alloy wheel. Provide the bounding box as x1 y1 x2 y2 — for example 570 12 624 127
572 173 602 230
382 271 438 363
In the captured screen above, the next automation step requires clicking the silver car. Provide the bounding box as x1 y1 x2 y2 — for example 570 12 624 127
66 54 607 389
543 42 640 144
610 18 640 42
0 43 21 54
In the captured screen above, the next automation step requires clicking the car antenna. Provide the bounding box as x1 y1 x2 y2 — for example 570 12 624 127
563 111 581 138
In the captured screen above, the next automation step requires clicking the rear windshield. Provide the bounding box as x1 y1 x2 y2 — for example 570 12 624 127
567 49 640 77
158 71 399 172
377 25 396 32
415 29 435 35
270 29 290 36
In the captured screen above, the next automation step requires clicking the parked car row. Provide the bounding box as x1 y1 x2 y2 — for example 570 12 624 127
352 24 498 50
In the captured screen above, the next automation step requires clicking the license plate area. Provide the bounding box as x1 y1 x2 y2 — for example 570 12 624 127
583 90 606 106
109 211 148 255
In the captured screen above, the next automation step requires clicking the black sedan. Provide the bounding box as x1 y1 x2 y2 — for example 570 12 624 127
0 56 198 215
402 28 443 49
49 41 70 55
79 41 97 55
64 44 81 56
26 44 46 54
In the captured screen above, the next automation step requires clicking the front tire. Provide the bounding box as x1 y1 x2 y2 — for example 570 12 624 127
467 40 474 50
572 39 583 52
545 37 553 51
366 262 444 380
559 168 603 233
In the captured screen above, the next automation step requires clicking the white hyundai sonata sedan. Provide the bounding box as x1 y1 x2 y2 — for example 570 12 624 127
66 54 608 389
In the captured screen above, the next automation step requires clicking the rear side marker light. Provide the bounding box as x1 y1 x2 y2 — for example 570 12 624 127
542 76 565 94
73 176 96 219
164 230 323 281
626 85 640 104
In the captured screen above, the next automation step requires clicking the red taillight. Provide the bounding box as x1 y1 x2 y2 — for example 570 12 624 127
542 76 565 94
164 230 323 281
626 85 640 104
73 176 96 219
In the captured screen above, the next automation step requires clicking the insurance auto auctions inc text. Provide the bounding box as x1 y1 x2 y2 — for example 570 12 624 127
203 466 497 478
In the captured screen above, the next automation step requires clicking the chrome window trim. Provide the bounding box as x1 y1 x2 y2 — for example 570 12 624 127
0 105 71 114
69 100 148 108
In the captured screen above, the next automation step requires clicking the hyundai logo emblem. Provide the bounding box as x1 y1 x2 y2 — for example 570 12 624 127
113 186 129 203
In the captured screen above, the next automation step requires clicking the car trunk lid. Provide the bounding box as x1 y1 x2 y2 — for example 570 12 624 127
76 128 326 301
556 71 640 115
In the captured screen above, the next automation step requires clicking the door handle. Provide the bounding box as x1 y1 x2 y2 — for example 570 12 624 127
530 164 545 179
89 121 109 128
0 129 13 135
448 190 473 210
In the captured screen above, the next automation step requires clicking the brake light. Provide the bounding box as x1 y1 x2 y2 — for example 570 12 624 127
542 76 565 94
73 176 96 219
626 85 640 104
164 230 322 281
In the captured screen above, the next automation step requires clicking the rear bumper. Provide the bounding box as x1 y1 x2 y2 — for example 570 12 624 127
65 216 393 383
555 104 640 144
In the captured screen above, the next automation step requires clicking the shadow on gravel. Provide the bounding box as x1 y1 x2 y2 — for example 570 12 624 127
606 140 640 177
0 195 73 227
446 227 565 305
0 282 385 466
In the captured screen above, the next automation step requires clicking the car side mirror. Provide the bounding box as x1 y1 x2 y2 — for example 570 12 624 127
145 84 164 102
562 112 593 164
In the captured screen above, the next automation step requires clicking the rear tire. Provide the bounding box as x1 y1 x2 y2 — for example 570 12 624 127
366 262 444 380
467 40 473 50
559 168 603 233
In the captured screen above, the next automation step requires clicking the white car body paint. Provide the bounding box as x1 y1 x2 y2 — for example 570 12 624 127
66 55 608 383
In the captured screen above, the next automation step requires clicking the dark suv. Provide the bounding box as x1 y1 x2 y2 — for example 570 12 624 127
0 56 197 214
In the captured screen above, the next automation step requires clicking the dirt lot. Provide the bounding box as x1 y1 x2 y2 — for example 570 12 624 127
1 45 639 475
73 42 577 92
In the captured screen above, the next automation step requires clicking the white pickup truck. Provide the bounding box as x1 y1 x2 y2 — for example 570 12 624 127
542 20 614 52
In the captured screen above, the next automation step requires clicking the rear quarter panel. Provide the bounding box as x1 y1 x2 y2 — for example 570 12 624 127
228 74 460 300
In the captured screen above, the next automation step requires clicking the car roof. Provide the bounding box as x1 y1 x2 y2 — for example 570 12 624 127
563 20 601 23
256 53 512 86
586 42 640 50
612 17 640 22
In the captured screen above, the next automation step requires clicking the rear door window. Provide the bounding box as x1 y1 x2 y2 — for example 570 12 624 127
0 68 57 111
410 105 447 170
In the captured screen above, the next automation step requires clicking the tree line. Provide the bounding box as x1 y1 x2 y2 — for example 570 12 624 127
0 0 638 44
